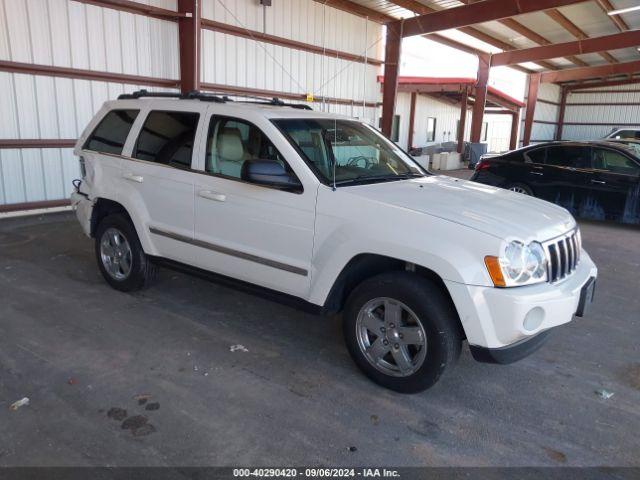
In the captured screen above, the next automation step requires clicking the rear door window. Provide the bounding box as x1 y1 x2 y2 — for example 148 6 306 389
133 111 200 168
545 146 591 168
525 147 546 164
84 109 139 155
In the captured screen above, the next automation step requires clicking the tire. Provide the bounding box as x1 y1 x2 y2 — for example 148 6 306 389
94 213 158 292
506 182 534 196
343 272 462 393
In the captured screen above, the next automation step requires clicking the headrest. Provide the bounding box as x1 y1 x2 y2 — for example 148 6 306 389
218 128 244 162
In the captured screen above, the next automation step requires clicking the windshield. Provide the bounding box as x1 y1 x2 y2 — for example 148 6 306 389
613 141 640 158
273 119 425 186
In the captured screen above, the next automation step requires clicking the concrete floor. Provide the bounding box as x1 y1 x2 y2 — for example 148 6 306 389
1 209 639 467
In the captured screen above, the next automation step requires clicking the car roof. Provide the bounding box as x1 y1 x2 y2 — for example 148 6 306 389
518 140 634 151
103 97 355 121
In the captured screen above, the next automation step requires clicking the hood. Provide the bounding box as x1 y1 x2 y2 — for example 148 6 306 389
343 175 576 242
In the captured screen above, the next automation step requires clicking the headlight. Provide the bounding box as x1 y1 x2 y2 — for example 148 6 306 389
485 240 548 287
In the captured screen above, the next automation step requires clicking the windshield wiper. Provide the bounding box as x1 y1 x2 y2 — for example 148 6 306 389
334 172 423 186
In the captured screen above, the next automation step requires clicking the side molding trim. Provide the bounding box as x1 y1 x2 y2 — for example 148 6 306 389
149 226 308 277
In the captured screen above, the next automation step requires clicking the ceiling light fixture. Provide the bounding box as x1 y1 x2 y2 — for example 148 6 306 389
608 5 640 16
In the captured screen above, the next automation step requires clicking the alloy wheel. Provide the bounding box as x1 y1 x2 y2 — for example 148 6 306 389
100 227 133 281
355 297 427 377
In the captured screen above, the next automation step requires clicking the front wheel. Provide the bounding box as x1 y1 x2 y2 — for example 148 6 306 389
343 272 462 393
95 213 157 292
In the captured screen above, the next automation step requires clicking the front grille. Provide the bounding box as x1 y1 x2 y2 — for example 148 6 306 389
544 229 581 283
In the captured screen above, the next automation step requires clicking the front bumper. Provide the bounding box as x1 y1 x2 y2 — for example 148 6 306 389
444 250 597 354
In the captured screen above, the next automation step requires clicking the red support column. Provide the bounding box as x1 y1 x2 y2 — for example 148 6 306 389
381 21 403 138
523 73 540 146
178 0 201 93
470 53 490 143
509 109 520 150
407 92 417 149
457 87 468 153
555 87 568 140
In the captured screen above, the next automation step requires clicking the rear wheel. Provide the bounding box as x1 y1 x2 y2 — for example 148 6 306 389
95 214 157 292
507 183 533 196
343 272 462 393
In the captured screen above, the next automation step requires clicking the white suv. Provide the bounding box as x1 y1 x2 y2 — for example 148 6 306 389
71 90 597 393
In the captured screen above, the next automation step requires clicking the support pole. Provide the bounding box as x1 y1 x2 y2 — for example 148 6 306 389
178 0 201 93
523 72 541 146
381 21 402 138
510 109 520 150
407 92 417 149
556 87 568 140
470 53 490 143
457 87 468 153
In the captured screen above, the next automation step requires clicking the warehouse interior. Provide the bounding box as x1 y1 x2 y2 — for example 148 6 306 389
1 0 640 471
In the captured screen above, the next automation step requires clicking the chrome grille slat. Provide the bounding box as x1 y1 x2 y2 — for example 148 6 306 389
544 229 580 284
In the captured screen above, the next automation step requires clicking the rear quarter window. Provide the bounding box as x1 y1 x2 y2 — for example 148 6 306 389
83 109 139 155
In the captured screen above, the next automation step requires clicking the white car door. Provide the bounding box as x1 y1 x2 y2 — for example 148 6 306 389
190 110 317 298
118 104 205 264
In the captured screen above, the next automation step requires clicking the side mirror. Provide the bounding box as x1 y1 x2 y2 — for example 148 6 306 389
241 160 302 191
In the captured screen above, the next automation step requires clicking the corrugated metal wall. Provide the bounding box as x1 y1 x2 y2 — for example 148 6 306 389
394 92 513 153
522 82 561 144
0 0 383 208
0 0 180 207
200 0 382 125
562 84 640 140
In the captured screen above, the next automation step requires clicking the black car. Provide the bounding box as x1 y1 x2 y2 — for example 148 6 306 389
470 141 640 225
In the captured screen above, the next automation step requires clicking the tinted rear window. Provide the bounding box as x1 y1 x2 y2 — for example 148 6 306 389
84 109 139 155
525 148 546 164
545 146 591 168
133 111 200 168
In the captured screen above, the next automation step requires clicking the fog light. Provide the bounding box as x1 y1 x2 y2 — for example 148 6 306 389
523 307 544 331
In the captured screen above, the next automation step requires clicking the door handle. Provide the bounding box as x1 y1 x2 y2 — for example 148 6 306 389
198 190 226 202
590 179 606 185
123 172 144 183
530 171 544 176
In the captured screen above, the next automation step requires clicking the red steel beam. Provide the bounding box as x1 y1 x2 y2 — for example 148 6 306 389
178 0 200 94
200 82 380 108
492 30 640 67
595 0 629 31
555 87 568 140
71 0 182 20
407 92 417 149
565 77 640 91
0 60 179 88
523 73 541 146
311 0 394 24
398 0 588 38
541 60 640 83
470 53 490 143
545 9 618 64
381 22 403 138
457 87 469 153
0 139 77 149
201 19 383 66
509 110 520 150
0 199 71 214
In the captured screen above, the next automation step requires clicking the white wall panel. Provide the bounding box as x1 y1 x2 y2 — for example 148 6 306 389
0 0 179 79
561 88 640 140
394 93 513 153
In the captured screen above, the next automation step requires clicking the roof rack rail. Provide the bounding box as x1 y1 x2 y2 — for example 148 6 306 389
117 89 229 103
117 90 312 110
235 97 313 110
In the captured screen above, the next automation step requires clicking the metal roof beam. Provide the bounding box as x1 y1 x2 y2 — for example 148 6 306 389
492 30 640 66
397 0 588 38
541 59 640 83
544 9 618 64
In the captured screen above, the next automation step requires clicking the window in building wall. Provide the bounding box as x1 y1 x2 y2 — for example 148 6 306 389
481 122 489 142
427 117 437 142
377 115 401 142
